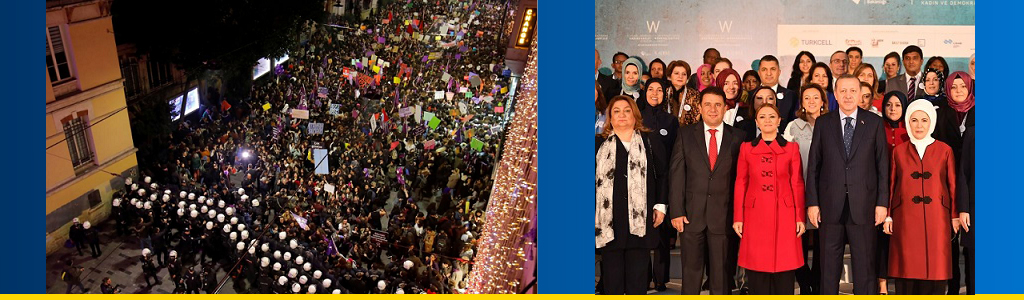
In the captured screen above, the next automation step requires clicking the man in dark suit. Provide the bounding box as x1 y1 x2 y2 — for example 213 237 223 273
805 75 890 295
956 126 975 295
884 45 925 100
669 86 745 295
596 49 620 99
758 55 798 123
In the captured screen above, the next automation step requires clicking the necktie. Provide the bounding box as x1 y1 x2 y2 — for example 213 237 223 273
843 117 854 158
708 129 719 170
908 77 917 100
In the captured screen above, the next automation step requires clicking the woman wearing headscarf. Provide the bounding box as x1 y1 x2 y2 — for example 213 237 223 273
804 62 837 112
666 60 702 126
933 71 974 295
917 68 947 106
787 51 816 92
877 90 910 294
883 99 960 295
882 91 911 152
638 79 679 155
649 58 667 80
716 69 744 126
741 70 761 109
694 64 714 92
638 78 678 292
968 54 975 79
733 103 806 295
619 57 645 100
596 95 668 295
933 71 974 161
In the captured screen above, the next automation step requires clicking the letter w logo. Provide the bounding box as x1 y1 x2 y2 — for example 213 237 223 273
719 20 733 33
646 21 661 33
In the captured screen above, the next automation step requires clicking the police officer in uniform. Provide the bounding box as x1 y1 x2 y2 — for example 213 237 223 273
183 265 202 294
167 250 183 291
140 248 162 287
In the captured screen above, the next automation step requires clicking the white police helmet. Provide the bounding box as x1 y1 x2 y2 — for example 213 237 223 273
378 280 386 290
261 243 270 252
142 248 151 256
218 200 226 208
237 224 246 231
273 250 282 260
144 176 151 184
112 198 121 207
222 224 231 233
283 252 292 261
125 178 133 186
201 205 209 213
314 270 322 279
291 283 301 293
273 262 282 271
261 257 270 267
188 193 196 200
289 239 298 249
332 289 341 294
162 194 170 202
238 188 245 195
288 268 298 278
190 210 199 218
241 230 250 240
229 232 237 240
236 241 245 251
308 285 317 294
296 256 304 265
206 221 214 230
169 250 178 258
252 199 260 207
226 207 235 216
217 214 225 223
180 191 187 199
404 260 413 270
277 275 287 285
279 231 287 240
303 262 312 272
83 221 91 230
299 275 308 284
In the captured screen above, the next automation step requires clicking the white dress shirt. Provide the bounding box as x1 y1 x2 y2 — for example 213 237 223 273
839 108 859 137
703 122 725 154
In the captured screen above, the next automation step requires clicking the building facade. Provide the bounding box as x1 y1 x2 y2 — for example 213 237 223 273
45 0 138 255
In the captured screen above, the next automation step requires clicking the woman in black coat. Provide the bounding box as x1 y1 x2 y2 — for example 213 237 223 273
637 79 679 155
595 95 668 295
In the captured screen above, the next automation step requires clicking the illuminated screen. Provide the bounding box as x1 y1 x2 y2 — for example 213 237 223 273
274 54 289 66
184 87 200 116
253 57 271 79
169 94 183 121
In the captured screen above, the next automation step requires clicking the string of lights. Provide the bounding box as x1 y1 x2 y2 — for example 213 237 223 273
465 29 538 294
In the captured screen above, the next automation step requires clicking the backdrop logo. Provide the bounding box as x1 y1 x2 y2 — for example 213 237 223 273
845 39 862 46
871 39 884 47
719 20 733 33
801 39 833 46
646 20 661 33
790 37 799 48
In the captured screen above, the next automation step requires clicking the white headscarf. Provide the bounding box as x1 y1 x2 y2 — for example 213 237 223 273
905 99 937 160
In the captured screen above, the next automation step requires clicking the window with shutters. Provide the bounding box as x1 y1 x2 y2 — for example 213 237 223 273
46 26 73 83
61 112 94 170
120 57 143 98
147 59 174 89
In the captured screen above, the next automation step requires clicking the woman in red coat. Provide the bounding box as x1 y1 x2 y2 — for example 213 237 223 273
733 103 806 295
883 99 960 295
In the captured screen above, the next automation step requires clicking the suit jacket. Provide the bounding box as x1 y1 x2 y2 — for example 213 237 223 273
598 73 621 99
774 85 799 123
669 123 745 234
932 102 975 164
884 74 926 99
805 108 890 225
956 126 975 248
595 132 668 249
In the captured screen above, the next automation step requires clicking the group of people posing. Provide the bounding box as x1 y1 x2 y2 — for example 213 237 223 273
595 45 975 295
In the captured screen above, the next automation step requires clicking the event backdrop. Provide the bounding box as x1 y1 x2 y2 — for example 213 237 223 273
596 0 974 83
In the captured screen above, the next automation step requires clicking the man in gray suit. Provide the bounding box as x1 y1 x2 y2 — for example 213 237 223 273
884 45 925 100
